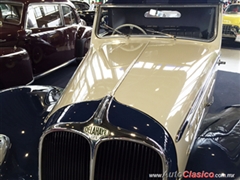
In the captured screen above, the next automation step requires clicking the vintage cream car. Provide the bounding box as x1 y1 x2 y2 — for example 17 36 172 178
1 0 239 180
222 3 240 42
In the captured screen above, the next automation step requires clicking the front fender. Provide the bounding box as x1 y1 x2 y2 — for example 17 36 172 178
0 47 33 89
185 106 240 180
0 85 62 180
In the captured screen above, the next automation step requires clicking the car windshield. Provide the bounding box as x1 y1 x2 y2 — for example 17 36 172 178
97 5 217 41
0 2 23 25
225 4 240 13
72 1 90 11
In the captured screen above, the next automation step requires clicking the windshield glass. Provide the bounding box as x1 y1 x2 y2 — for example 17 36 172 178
225 4 240 13
97 5 217 41
0 2 23 25
72 1 90 11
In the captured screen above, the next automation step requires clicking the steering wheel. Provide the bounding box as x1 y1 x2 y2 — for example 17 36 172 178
112 24 147 35
4 15 11 21
4 14 18 21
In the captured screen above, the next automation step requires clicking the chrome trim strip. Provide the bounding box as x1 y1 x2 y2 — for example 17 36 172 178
111 42 149 96
34 58 76 80
222 34 237 38
26 78 35 85
175 55 220 142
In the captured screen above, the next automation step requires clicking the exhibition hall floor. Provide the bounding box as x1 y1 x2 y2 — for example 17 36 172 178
220 40 240 73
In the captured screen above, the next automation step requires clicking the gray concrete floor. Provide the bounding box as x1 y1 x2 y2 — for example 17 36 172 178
220 39 240 74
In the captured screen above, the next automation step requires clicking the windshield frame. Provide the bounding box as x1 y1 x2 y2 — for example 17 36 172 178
95 4 219 42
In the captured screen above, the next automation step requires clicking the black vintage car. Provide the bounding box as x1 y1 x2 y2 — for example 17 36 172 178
0 0 92 89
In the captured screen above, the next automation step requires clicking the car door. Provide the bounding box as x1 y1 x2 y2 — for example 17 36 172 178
60 5 80 61
25 4 72 75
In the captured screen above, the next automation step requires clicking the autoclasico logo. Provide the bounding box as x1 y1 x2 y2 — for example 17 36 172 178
183 171 215 178
149 171 235 178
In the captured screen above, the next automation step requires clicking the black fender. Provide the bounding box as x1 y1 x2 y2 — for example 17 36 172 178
185 106 240 180
0 47 33 89
75 26 92 61
0 85 62 180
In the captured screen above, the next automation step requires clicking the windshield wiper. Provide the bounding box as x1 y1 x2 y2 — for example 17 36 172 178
145 29 175 39
101 24 129 37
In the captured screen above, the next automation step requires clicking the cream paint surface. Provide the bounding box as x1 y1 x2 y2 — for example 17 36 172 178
51 38 219 131
48 38 220 174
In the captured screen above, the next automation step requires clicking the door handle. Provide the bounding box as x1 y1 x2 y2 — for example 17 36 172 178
217 59 226 65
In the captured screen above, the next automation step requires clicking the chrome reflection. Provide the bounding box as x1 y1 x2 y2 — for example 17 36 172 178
0 134 11 166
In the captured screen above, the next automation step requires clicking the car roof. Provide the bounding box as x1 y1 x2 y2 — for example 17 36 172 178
106 0 221 4
0 0 74 6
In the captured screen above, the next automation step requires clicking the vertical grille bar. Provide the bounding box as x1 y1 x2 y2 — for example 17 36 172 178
41 131 90 180
95 140 163 180
222 25 239 35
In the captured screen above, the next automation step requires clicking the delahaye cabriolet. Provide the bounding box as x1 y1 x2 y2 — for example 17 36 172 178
1 0 239 180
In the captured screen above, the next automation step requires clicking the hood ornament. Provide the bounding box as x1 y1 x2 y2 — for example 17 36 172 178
93 95 112 125
84 95 112 140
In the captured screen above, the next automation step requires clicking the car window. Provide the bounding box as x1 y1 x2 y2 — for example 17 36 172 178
225 5 240 13
72 2 89 11
0 2 23 24
62 5 76 25
97 6 217 41
27 4 62 29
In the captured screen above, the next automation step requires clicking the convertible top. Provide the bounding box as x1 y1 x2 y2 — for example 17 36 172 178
106 0 221 4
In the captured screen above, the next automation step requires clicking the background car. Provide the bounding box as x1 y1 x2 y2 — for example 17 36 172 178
71 0 95 26
222 3 240 42
0 0 92 89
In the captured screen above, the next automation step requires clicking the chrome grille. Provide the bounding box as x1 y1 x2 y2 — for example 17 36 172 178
222 25 239 35
94 140 162 180
41 131 163 180
41 131 90 180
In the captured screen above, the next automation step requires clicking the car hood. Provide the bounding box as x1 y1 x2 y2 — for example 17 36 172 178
223 13 240 26
52 39 219 137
